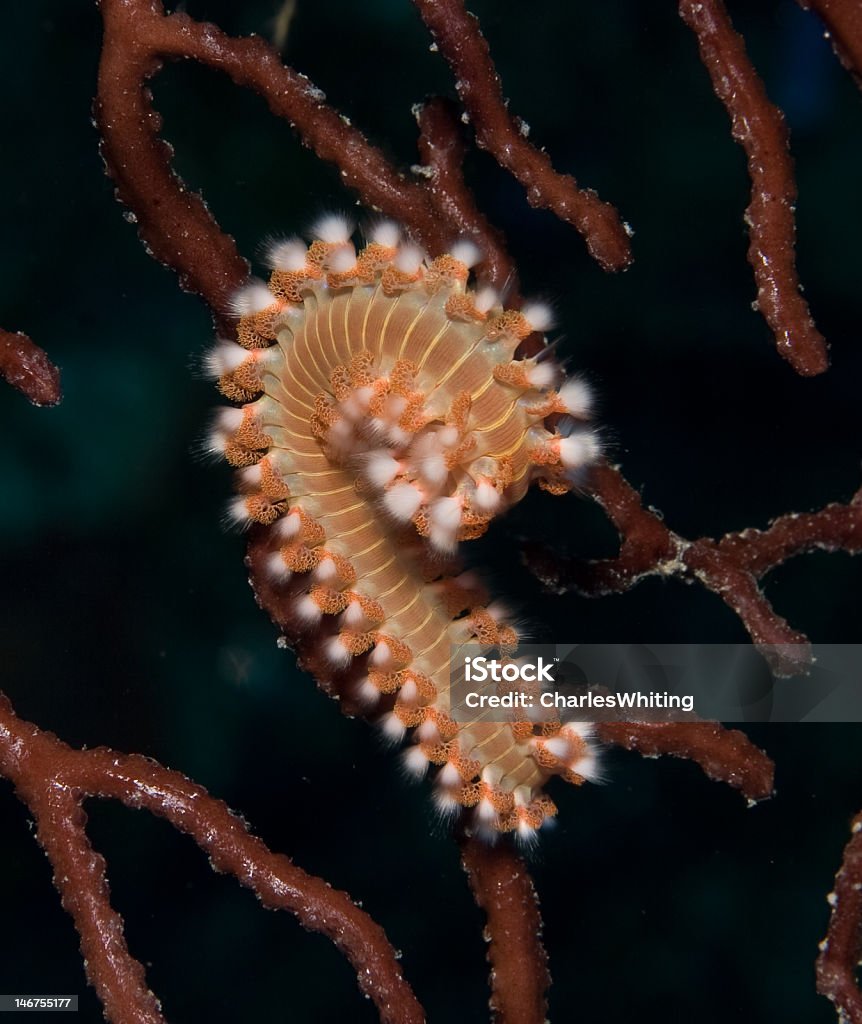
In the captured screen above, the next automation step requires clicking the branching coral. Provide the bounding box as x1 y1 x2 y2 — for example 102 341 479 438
1 0 862 1020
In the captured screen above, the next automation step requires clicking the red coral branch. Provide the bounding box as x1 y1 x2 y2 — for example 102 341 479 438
415 97 517 291
0 329 61 407
524 464 862 675
0 693 424 1024
817 810 862 1023
96 0 249 314
679 0 828 376
96 0 455 312
596 721 775 802
459 836 550 1024
21 0 851 1017
413 0 633 272
801 0 862 85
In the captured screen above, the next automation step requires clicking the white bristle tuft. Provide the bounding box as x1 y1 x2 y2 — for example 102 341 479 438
313 557 337 583
450 239 481 268
328 423 358 458
356 677 381 706
433 789 460 818
417 454 448 487
481 764 503 787
311 214 353 245
326 636 352 668
370 222 401 248
386 426 411 447
278 511 303 539
365 451 402 488
561 721 595 741
240 463 263 487
265 551 292 581
341 387 372 422
205 430 228 456
472 480 500 513
381 713 406 743
341 598 366 628
486 601 510 624
438 426 459 447
394 244 424 275
265 238 308 271
476 798 497 823
369 641 392 667
230 280 276 316
383 482 424 522
399 679 419 703
513 785 531 808
430 496 463 532
227 496 251 526
295 594 322 624
558 378 593 418
558 432 601 469
473 287 499 315
204 341 248 378
402 745 429 778
417 719 440 742
439 762 461 787
516 820 538 845
326 244 357 273
543 737 570 760
217 406 245 431
429 525 458 554
524 360 557 390
521 302 554 333
571 750 602 783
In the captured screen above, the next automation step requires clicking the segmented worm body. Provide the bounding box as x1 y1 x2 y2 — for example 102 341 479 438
208 217 600 839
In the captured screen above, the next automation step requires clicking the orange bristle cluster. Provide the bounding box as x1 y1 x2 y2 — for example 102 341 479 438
208 216 601 840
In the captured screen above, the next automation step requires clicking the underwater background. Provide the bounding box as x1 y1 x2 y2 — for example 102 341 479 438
1 0 861 1020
